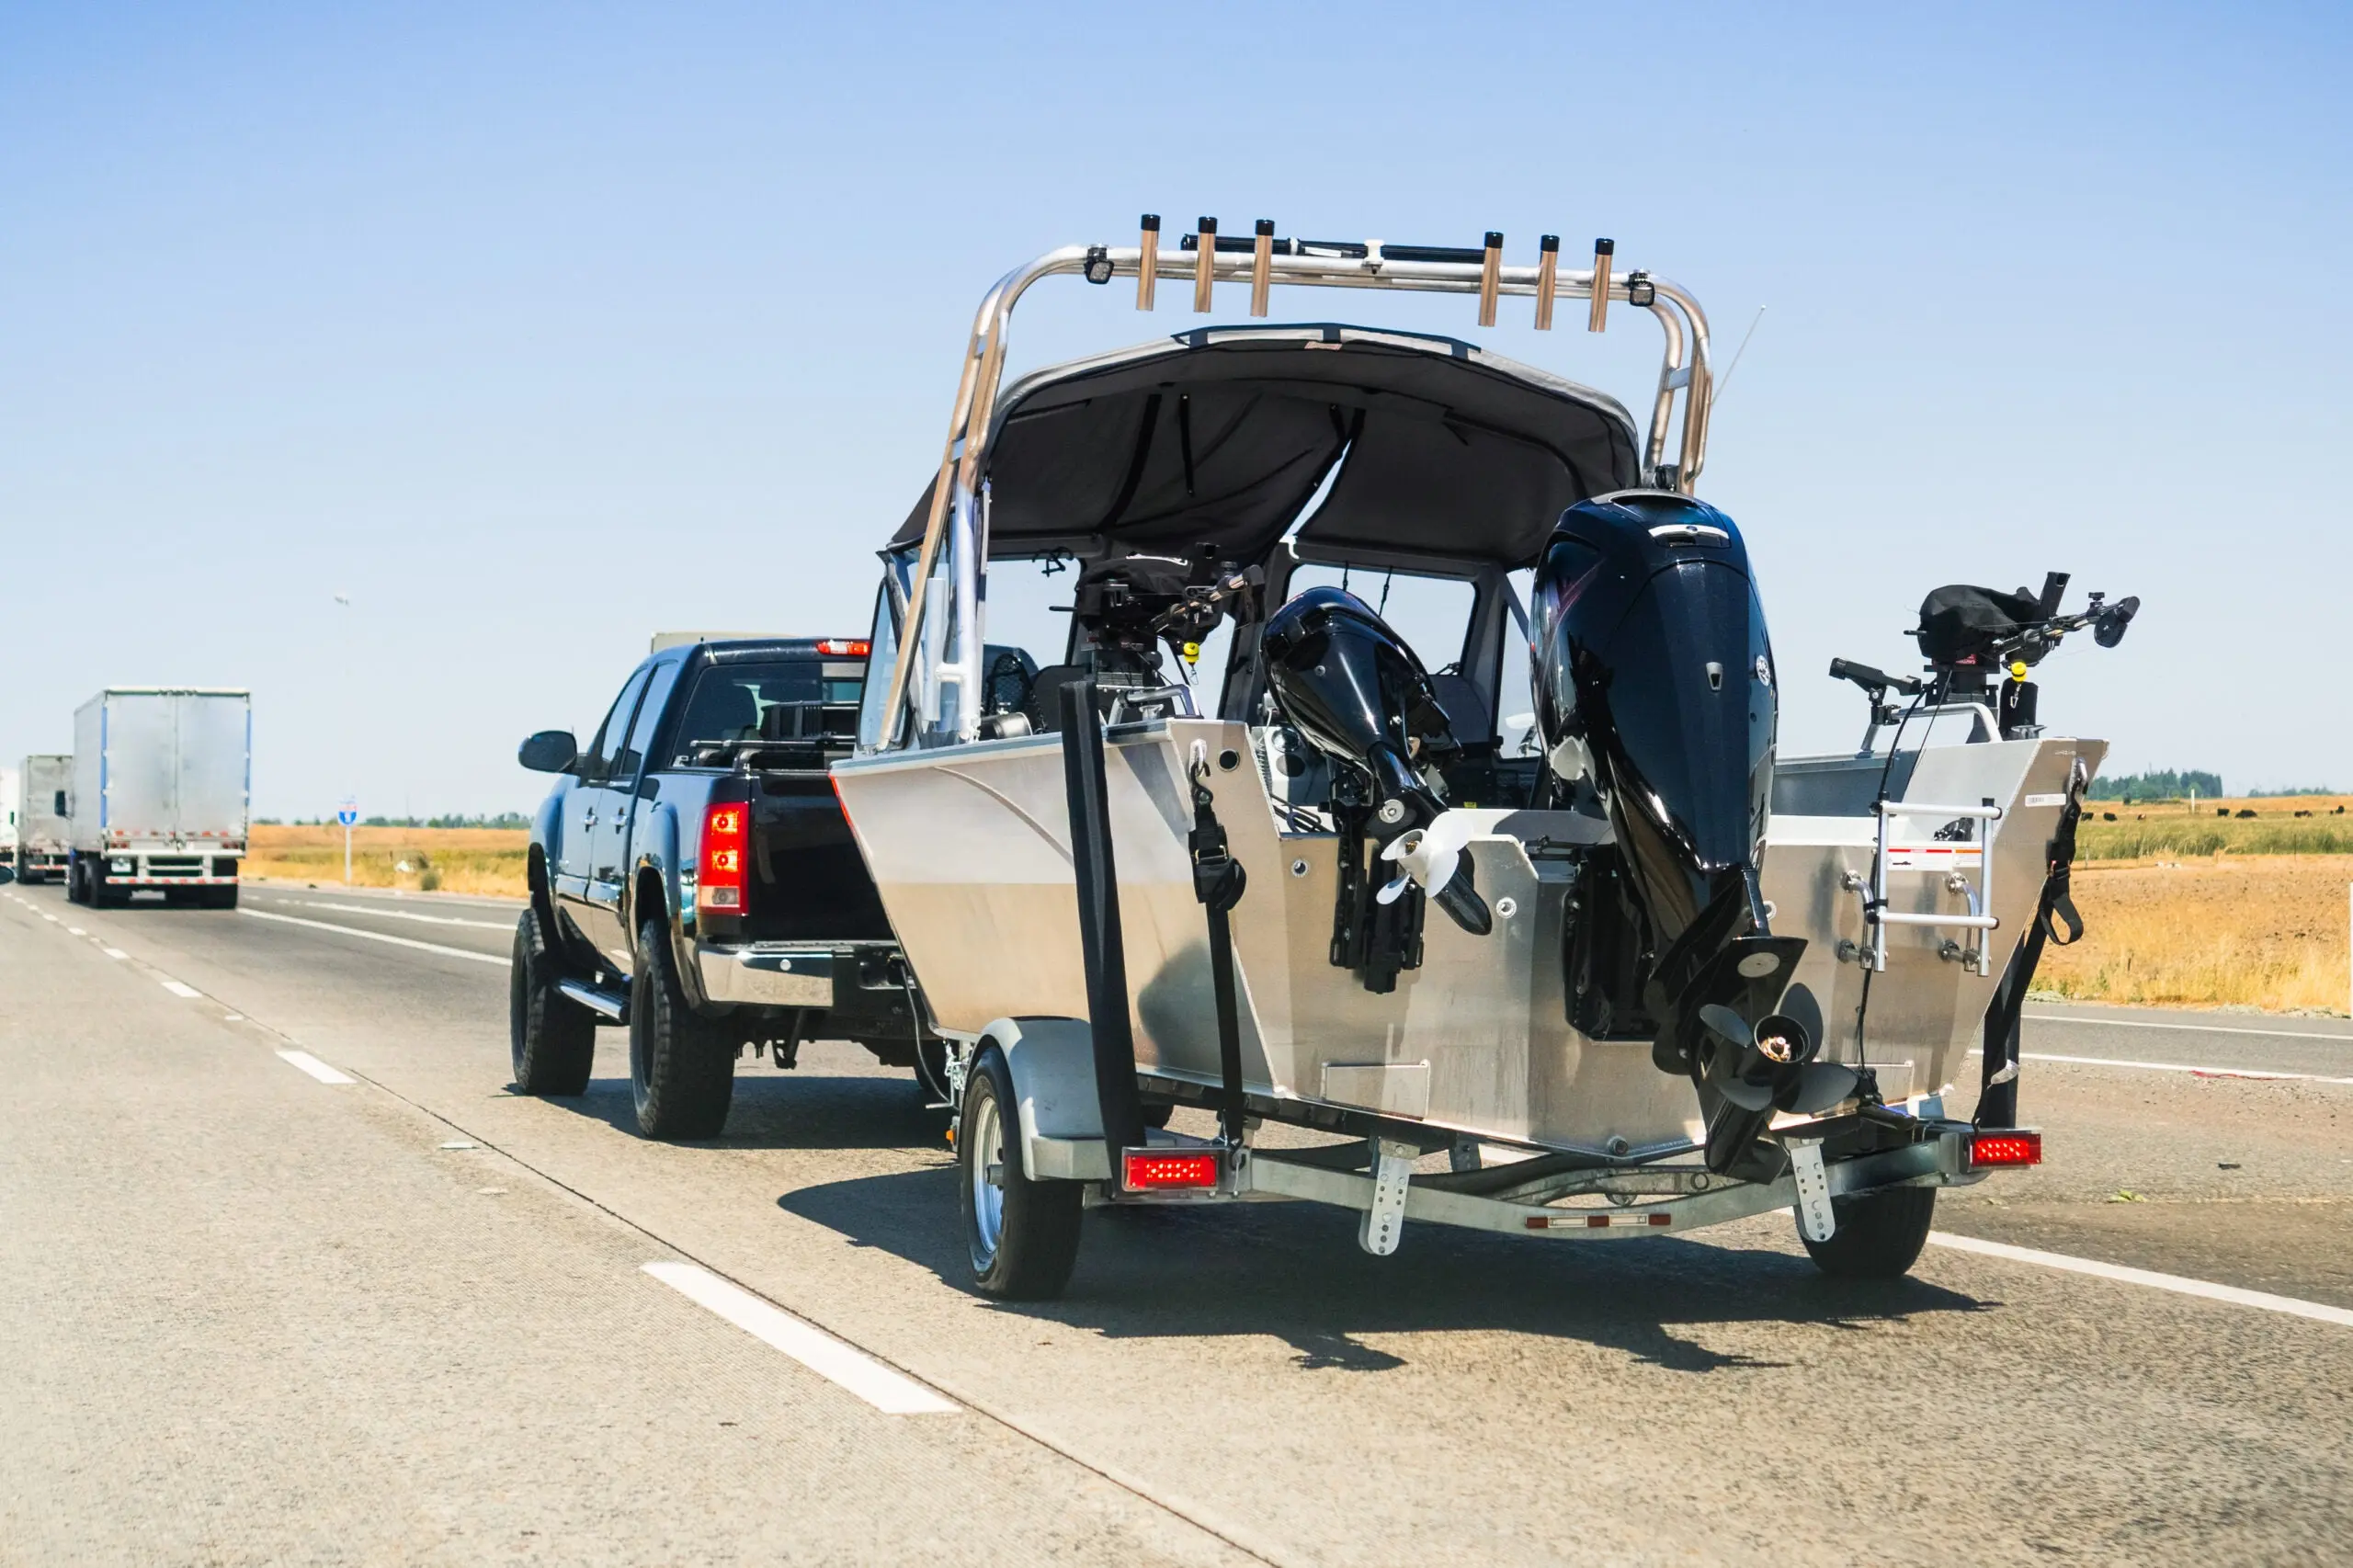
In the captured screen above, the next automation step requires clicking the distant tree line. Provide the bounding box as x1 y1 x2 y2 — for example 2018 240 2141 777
2086 768 2222 802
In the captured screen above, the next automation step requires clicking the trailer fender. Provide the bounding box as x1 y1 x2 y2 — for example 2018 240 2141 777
980 1018 1113 1183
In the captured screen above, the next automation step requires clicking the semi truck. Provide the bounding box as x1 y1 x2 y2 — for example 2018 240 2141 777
66 688 251 908
0 765 14 872
16 756 74 883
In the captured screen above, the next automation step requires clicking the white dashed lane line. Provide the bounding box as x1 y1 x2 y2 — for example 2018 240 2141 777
159 980 203 999
641 1262 957 1415
1969 1048 2353 1085
289 899 512 930
238 906 509 966
102 949 127 960
1928 1233 2353 1329
276 1050 356 1085
2028 1011 2353 1045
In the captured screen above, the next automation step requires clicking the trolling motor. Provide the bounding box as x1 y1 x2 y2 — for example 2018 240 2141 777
1259 586 1493 994
1832 572 2141 744
1529 492 1848 1172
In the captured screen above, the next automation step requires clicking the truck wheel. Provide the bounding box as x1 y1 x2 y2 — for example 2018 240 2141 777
630 917 735 1140
1800 1184 1938 1279
959 1046 1083 1301
509 906 596 1096
67 860 87 903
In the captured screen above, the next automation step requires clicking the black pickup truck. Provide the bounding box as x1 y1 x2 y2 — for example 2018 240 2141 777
509 635 937 1138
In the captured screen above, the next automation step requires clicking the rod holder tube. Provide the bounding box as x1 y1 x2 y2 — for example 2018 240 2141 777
1477 232 1503 327
1250 219 1274 317
1193 216 1217 312
1588 238 1614 332
1535 233 1559 330
1137 213 1159 311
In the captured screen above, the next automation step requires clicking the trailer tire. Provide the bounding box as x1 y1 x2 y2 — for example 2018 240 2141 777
629 917 735 1140
959 1046 1083 1301
1799 1183 1937 1278
209 885 240 911
509 906 597 1096
67 859 87 904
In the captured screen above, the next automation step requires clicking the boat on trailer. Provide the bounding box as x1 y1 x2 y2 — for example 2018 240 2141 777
832 218 2137 1299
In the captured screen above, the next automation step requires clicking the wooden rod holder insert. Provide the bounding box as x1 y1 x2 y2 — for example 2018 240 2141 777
1477 232 1503 327
1535 234 1559 331
1250 219 1274 317
1193 216 1217 312
1138 213 1159 311
1587 237 1614 333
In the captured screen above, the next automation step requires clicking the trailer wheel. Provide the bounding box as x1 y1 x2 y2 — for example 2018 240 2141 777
509 906 596 1096
1799 1184 1938 1279
629 917 735 1140
959 1046 1083 1301
66 859 87 904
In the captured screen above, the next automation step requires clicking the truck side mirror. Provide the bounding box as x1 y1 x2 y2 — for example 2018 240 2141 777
517 730 579 773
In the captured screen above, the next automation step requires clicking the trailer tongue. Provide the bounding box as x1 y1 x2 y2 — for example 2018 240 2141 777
831 216 2131 1300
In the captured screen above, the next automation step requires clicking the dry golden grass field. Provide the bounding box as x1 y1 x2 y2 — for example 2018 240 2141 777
244 824 528 897
240 799 2353 1016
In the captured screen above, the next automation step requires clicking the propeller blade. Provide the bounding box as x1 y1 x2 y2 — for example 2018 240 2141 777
1712 1075 1777 1112
1374 871 1413 906
1781 1063 1861 1115
1699 1004 1752 1047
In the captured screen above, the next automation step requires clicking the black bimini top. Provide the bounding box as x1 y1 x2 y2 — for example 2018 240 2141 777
892 324 1643 571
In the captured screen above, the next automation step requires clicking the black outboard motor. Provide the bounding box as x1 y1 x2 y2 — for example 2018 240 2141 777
1532 493 1847 1171
1261 586 1492 992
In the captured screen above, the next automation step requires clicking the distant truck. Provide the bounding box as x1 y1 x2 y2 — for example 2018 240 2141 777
15 756 72 883
510 635 936 1139
66 688 251 908
0 765 15 872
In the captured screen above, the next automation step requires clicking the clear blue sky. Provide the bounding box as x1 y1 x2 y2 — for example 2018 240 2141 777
4 2 2347 815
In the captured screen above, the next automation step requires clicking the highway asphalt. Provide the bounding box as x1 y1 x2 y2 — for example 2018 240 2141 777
3 876 2347 1564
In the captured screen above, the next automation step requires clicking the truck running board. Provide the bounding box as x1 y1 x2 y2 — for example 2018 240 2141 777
558 978 627 1020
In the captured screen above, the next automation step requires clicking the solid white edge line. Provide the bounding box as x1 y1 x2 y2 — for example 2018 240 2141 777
159 979 203 999
276 1050 356 1085
1927 1233 2353 1329
239 906 510 966
2028 1012 2351 1045
1968 1048 2353 1085
641 1261 957 1415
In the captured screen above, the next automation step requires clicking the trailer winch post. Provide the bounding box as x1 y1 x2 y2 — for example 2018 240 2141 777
1059 681 1148 1167
1186 746 1250 1147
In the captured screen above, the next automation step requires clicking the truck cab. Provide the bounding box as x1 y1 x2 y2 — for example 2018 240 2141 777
509 635 935 1139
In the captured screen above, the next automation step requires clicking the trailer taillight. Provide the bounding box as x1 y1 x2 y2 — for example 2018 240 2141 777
699 803 747 912
815 639 870 657
1123 1150 1221 1190
1968 1131 2043 1169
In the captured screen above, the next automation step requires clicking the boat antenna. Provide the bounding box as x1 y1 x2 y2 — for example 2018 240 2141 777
1711 306 1767 403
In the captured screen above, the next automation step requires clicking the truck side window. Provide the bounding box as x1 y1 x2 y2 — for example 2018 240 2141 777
583 666 653 785
613 661 683 784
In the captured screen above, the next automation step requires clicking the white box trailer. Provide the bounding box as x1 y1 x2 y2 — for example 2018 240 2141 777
17 756 74 883
0 765 15 869
67 688 251 908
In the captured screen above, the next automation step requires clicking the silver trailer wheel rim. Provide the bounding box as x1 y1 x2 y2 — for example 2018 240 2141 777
969 1091 1006 1264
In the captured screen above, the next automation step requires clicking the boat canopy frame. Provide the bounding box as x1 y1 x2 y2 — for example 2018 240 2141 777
874 222 1717 752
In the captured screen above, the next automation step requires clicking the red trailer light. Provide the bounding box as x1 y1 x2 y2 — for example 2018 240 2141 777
815 639 871 657
698 803 748 911
1968 1131 2043 1169
1122 1150 1221 1190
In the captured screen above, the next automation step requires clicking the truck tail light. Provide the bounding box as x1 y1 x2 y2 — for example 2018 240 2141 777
698 802 748 912
1968 1131 2043 1169
1122 1149 1221 1191
815 639 870 657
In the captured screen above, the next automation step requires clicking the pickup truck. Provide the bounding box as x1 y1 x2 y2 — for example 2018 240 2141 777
510 635 936 1139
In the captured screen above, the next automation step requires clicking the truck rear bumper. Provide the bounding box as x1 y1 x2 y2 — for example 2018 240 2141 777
696 944 839 1007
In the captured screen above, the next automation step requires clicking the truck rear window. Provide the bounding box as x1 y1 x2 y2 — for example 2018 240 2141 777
674 660 863 748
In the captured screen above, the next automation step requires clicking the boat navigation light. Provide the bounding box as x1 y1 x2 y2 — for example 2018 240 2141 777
1137 213 1160 311
1250 219 1275 317
1588 237 1615 333
1535 234 1560 330
1193 216 1217 312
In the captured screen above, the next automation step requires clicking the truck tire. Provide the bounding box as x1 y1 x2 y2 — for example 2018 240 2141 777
67 859 87 904
1799 1183 1937 1279
509 906 596 1096
209 885 240 911
959 1045 1083 1301
630 917 735 1140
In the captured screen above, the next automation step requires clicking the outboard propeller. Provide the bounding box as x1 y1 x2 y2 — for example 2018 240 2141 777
1376 812 1491 936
